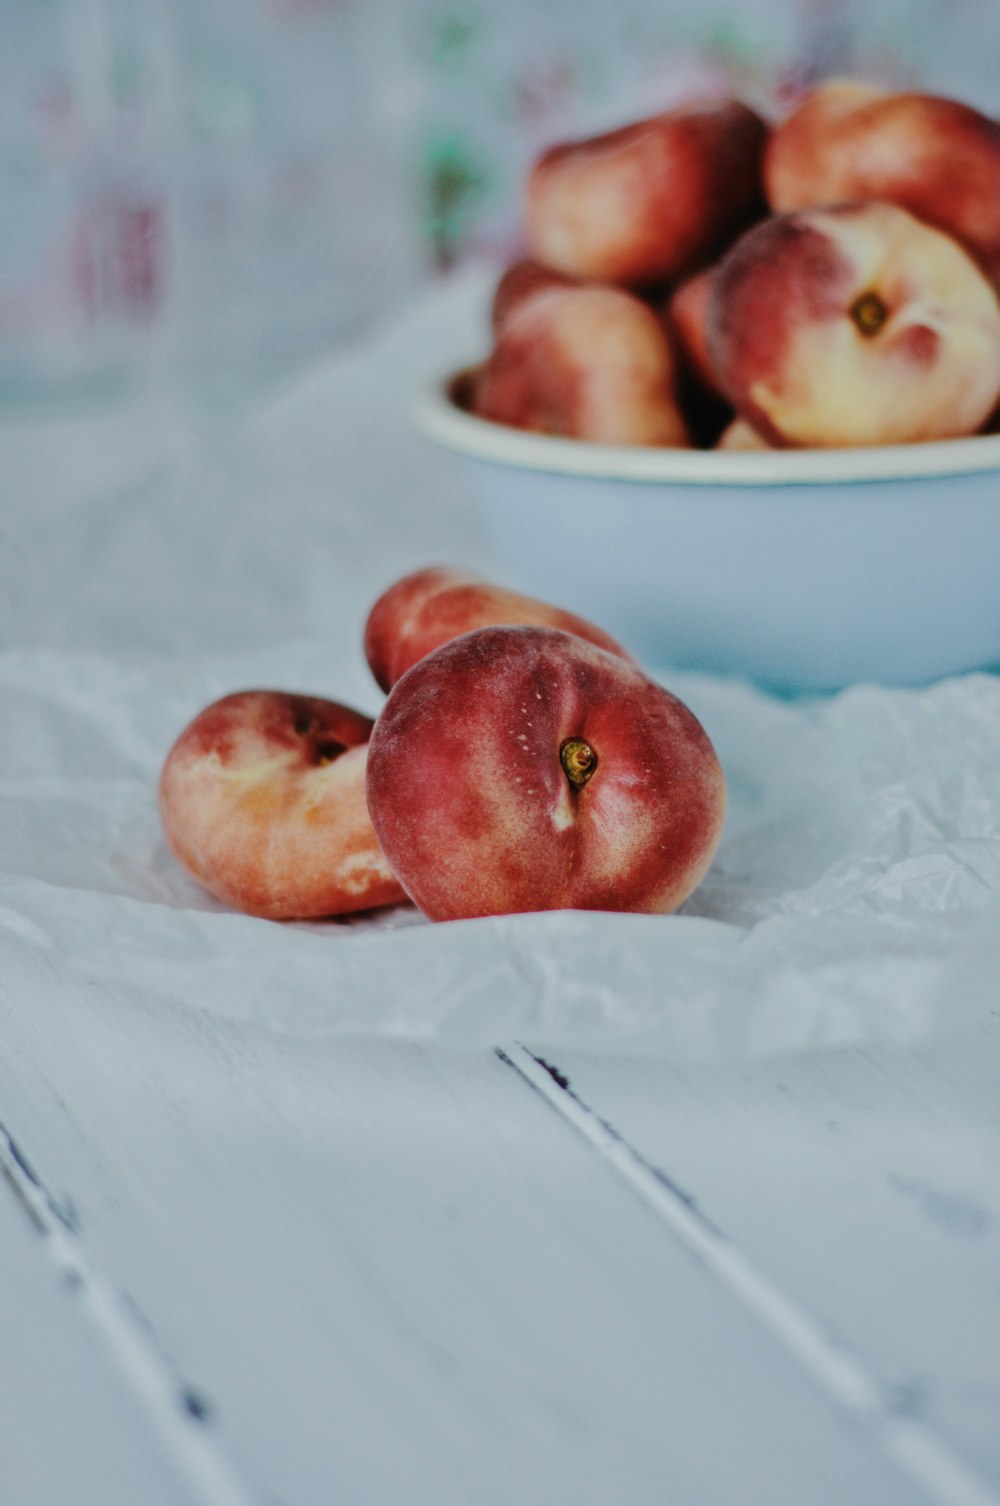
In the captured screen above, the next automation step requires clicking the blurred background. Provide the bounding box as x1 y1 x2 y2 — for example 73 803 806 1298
2 0 998 410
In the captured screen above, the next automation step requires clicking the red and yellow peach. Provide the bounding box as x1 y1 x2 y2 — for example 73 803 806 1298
366 625 726 922
707 201 1000 447
766 81 1000 285
525 98 768 286
472 283 690 446
364 565 633 692
160 691 405 919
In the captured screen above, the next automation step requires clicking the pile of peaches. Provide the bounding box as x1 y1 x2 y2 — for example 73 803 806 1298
469 80 1000 450
160 569 726 924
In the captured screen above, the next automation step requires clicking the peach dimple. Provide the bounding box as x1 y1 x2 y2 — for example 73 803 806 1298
160 690 406 919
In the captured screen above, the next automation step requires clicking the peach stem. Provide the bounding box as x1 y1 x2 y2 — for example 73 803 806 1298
560 737 598 789
850 291 888 337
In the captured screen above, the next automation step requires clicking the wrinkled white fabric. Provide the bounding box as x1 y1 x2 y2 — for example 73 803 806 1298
2 267 997 1057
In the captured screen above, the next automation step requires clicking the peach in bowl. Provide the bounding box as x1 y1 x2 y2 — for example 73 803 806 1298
414 375 1000 694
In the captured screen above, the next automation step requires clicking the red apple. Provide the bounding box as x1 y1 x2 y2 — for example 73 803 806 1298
366 626 726 921
708 201 1000 447
766 81 1000 285
472 283 690 446
364 565 634 693
525 98 768 286
160 691 406 919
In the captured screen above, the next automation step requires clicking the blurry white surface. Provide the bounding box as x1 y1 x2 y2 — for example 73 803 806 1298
0 0 419 406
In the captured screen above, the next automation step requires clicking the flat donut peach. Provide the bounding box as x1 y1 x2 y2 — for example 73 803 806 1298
160 690 406 919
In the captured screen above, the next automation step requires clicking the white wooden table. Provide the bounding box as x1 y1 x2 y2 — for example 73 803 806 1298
2 955 997 1506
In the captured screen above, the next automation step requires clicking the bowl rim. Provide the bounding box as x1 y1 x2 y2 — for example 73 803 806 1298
414 367 1000 488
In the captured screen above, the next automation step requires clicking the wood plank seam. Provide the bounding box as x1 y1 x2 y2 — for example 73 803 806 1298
0 1120 256 1506
497 1046 1000 1506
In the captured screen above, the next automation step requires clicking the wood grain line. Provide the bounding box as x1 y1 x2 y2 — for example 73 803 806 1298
0 1122 255 1506
497 1046 1000 1506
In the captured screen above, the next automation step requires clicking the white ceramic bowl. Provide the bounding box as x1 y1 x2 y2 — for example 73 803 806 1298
415 371 1000 693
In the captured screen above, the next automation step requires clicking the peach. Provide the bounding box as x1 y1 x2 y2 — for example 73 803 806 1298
525 98 767 286
160 691 406 919
716 418 771 450
765 81 1000 284
708 201 1000 447
366 625 726 922
364 565 633 693
665 267 734 446
491 258 576 333
472 284 690 446
667 267 720 393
